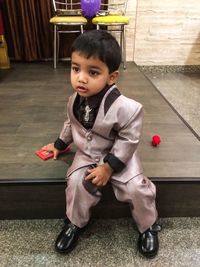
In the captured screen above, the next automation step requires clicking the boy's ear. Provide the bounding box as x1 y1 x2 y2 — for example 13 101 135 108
108 71 119 85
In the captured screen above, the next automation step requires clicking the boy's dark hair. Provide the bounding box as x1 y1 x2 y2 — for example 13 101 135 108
71 30 122 73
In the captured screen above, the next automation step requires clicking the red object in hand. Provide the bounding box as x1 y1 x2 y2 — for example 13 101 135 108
151 135 161 146
36 146 70 160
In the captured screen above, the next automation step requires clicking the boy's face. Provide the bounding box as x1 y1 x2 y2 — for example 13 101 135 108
70 51 119 97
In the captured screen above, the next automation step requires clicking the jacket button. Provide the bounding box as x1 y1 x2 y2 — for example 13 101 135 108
95 157 100 162
87 135 92 141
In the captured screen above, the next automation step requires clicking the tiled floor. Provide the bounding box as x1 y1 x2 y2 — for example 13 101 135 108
0 64 200 266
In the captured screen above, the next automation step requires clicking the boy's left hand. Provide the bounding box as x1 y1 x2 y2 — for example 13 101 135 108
85 163 113 187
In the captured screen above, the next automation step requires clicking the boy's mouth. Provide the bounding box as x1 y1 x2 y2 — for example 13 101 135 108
77 86 88 94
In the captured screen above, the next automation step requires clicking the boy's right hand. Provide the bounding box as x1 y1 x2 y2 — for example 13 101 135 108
42 143 59 160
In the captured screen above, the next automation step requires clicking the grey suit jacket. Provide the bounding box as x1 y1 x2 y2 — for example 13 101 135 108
59 85 144 183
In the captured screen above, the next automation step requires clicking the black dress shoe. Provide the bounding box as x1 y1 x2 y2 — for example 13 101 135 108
137 223 162 258
55 222 82 254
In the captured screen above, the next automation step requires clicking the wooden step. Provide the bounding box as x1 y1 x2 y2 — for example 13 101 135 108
0 179 200 219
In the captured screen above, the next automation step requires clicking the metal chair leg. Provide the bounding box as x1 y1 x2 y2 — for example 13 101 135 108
53 25 57 69
57 31 60 67
122 26 126 69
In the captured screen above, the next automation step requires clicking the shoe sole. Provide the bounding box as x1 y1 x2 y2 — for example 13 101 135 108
55 238 79 254
138 248 158 259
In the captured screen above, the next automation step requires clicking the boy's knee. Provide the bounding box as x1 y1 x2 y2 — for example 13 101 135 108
67 174 82 189
127 175 156 198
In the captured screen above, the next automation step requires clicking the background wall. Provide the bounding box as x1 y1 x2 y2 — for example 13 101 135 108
2 0 200 65
125 0 200 65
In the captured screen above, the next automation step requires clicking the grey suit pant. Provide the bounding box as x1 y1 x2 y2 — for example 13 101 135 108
65 166 158 233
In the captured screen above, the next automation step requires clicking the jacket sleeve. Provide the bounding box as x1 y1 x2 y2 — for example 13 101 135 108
107 103 144 167
54 116 73 150
103 152 126 172
58 116 73 145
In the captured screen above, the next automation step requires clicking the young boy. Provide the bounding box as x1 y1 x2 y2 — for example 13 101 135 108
42 30 161 258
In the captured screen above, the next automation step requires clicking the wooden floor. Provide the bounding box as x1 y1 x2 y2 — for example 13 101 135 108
0 62 200 219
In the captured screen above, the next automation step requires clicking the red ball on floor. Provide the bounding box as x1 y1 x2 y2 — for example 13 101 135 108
151 135 161 146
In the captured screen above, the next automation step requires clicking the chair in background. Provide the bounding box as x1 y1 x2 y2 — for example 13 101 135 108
50 0 87 68
92 0 129 69
0 6 10 69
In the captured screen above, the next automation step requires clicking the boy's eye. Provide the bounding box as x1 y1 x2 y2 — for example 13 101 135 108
89 70 100 76
72 66 79 72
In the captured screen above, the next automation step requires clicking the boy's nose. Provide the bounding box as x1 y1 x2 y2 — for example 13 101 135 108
78 72 87 83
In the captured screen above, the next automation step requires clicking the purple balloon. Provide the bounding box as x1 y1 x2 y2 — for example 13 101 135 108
81 0 101 18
